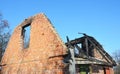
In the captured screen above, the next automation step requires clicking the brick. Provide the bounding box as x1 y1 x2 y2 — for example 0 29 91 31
1 13 67 74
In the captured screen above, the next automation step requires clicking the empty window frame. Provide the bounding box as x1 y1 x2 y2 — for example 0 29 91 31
22 24 31 49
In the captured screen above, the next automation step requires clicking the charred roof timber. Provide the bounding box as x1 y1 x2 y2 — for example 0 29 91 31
65 34 116 66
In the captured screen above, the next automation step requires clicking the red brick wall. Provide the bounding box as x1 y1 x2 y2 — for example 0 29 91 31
1 14 67 74
93 48 114 74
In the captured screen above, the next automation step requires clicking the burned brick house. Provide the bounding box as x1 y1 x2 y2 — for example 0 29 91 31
65 35 116 74
0 13 116 74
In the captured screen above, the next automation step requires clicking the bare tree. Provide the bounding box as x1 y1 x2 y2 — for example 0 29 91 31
0 13 10 61
113 49 120 74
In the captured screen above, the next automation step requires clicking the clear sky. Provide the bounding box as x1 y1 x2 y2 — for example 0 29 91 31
0 0 120 56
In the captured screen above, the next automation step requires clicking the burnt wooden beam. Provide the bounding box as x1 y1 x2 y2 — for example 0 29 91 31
65 37 85 46
85 37 89 57
86 36 116 66
75 57 113 66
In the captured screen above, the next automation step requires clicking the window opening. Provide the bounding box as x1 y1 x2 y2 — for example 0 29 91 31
22 25 31 49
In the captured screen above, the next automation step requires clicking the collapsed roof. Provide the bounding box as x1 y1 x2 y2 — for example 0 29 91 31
65 34 116 66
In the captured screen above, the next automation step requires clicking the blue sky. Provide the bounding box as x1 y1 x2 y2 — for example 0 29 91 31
0 0 120 55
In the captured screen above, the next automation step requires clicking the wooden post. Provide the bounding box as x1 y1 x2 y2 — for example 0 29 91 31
69 47 76 74
85 37 89 57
